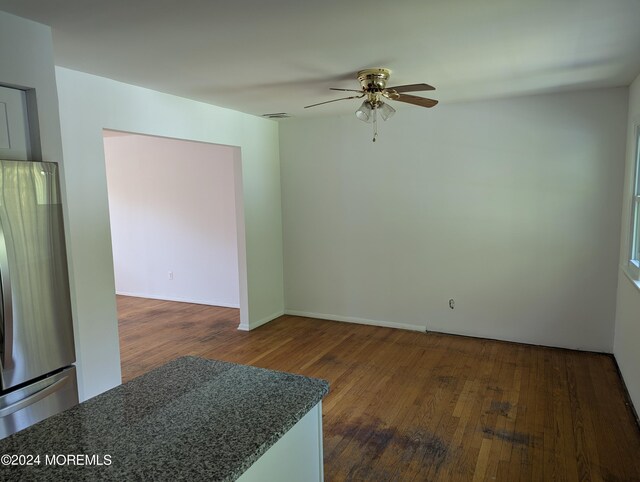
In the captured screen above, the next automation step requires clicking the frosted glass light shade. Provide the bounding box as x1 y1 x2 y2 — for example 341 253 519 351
355 101 373 123
379 102 395 121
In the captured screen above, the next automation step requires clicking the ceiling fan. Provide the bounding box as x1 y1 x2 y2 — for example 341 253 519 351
305 68 438 141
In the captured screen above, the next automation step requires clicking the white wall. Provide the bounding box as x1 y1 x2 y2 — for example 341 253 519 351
0 12 63 163
56 67 284 400
614 73 640 413
104 133 240 308
280 88 628 352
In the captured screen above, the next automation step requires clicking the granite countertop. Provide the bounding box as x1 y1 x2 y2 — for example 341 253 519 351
0 356 329 481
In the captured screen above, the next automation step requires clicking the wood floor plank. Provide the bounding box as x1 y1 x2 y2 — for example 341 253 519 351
117 296 640 481
531 347 547 482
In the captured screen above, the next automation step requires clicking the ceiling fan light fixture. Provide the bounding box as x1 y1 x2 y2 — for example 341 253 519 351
355 101 373 123
379 101 395 121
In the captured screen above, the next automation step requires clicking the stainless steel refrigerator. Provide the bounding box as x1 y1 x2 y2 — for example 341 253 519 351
0 159 78 439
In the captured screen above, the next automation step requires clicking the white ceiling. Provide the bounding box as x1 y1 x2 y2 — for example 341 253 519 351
1 0 640 119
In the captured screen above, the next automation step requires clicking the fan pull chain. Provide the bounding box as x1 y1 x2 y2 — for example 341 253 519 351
372 107 378 142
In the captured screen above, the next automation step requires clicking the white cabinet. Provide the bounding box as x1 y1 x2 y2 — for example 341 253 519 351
0 85 31 160
237 402 325 482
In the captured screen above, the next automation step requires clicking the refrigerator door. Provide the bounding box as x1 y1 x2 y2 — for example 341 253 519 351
0 365 78 439
0 160 75 390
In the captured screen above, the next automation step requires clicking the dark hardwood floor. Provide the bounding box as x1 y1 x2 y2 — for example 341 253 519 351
117 295 640 481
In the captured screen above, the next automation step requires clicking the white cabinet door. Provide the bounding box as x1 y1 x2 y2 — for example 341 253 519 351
0 85 31 161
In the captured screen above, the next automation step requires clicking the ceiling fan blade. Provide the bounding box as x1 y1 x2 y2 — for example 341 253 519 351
391 94 438 108
330 88 364 93
385 83 435 93
304 94 364 109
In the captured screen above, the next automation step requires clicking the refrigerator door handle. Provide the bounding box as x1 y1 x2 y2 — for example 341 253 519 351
0 375 69 418
0 221 12 370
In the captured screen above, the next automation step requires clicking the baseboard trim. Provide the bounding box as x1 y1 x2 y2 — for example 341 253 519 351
284 310 425 332
116 291 239 309
237 310 285 331
284 311 612 354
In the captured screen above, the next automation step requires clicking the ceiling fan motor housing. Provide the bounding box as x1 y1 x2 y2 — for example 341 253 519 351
357 68 391 92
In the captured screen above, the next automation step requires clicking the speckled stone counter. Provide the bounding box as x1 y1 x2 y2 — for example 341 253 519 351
0 356 329 481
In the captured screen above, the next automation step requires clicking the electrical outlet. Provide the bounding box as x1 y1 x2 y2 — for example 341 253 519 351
449 299 455 309
168 271 174 280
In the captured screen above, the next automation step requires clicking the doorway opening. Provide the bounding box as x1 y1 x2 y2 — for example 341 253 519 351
102 130 248 377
